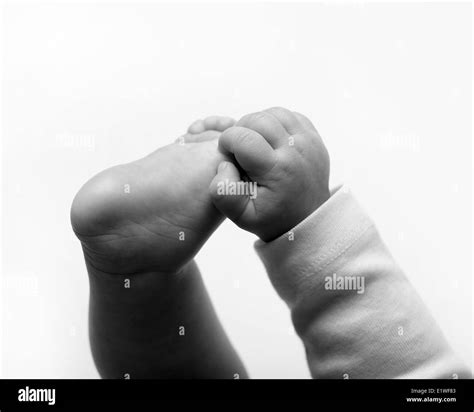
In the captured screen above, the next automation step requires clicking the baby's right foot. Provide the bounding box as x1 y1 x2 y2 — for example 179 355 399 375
77 116 249 379
71 116 235 275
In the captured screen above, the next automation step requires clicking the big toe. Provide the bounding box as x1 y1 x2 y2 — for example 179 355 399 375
176 130 221 144
187 116 235 134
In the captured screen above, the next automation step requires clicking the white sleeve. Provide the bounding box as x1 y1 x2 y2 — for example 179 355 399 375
255 186 470 379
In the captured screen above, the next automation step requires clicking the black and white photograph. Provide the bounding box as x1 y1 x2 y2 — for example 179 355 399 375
0 0 472 407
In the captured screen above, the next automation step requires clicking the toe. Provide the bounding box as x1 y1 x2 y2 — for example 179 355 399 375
187 130 221 143
187 116 235 136
187 119 206 134
203 116 236 132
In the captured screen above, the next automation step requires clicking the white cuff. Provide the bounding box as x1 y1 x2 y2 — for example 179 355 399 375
254 185 374 305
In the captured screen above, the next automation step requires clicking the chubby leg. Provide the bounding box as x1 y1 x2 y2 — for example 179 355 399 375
72 116 248 378
88 261 246 379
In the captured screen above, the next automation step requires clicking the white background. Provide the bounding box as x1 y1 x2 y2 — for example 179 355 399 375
1 1 472 378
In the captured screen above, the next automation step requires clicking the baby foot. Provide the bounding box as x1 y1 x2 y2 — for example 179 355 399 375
71 116 235 275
